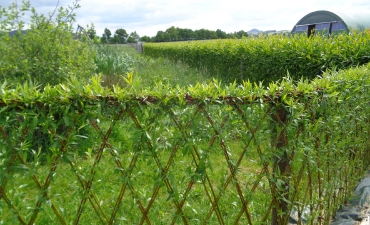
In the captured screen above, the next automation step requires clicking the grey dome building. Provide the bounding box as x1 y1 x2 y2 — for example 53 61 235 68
291 10 370 36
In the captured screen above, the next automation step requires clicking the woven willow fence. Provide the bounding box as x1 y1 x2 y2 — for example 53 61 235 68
1 69 370 224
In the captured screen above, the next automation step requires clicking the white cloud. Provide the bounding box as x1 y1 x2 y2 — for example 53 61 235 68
1 0 370 37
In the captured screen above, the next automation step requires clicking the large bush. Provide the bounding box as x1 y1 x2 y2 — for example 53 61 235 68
0 1 96 86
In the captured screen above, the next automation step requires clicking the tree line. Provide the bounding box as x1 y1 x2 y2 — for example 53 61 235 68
142 26 249 42
83 24 139 44
91 26 249 43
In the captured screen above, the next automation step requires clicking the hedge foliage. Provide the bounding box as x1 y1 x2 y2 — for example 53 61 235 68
1 62 370 224
143 32 370 83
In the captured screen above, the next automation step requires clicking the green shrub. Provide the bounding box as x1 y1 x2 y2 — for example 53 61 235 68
144 32 370 84
0 1 96 87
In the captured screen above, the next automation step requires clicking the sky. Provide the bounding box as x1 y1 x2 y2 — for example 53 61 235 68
1 0 370 38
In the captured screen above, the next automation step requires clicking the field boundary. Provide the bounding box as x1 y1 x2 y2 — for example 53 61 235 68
1 66 370 224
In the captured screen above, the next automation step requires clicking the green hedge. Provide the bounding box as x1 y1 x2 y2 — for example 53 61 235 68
1 63 370 224
143 32 370 83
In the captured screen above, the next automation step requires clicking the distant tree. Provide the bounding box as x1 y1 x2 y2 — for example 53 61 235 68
128 31 140 43
178 28 195 40
195 29 217 40
195 29 205 40
127 37 134 43
85 23 97 40
113 28 128 44
101 28 111 43
227 32 237 39
191 31 198 40
208 30 218 39
154 30 165 42
149 26 246 42
140 35 151 42
226 30 249 39
236 30 249 38
216 29 227 39
105 28 112 39
166 26 179 41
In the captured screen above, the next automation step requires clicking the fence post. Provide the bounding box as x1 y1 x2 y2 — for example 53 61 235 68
138 42 143 53
270 103 291 225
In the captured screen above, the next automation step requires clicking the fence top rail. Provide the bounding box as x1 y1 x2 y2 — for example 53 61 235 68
0 75 330 109
0 91 322 109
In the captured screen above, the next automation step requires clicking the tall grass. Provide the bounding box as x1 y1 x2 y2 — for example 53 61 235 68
94 44 214 88
93 45 137 87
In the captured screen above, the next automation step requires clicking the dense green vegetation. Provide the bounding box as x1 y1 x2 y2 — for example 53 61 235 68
1 61 370 224
144 32 370 83
0 0 212 89
0 1 96 87
2 1 370 224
